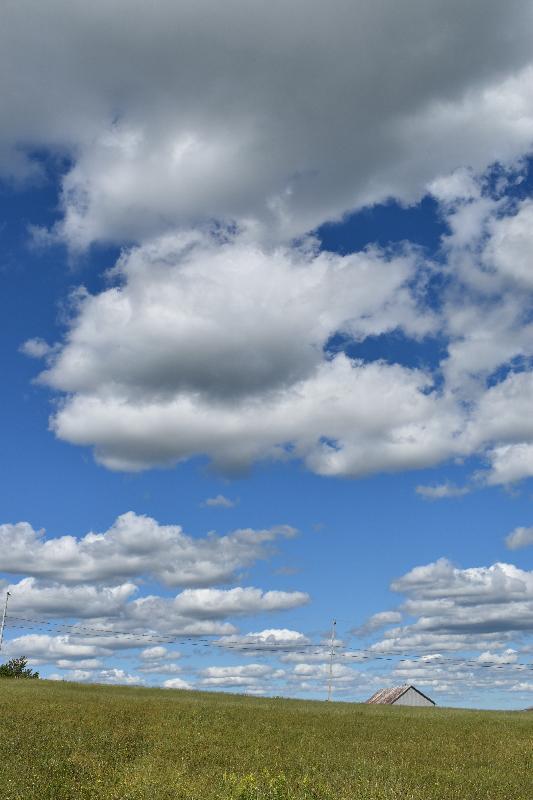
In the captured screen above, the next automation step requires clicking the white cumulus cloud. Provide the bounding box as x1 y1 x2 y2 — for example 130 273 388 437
2 2 533 248
371 558 533 654
505 526 533 550
163 678 192 690
202 495 237 509
0 512 295 586
18 186 533 488
415 483 470 500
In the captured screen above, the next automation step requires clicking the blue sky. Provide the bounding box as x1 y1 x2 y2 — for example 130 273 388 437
2 1 533 708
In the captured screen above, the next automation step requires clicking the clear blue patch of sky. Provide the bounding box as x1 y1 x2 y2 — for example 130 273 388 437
317 191 453 370
317 156 533 258
484 155 533 199
317 195 445 255
486 356 533 388
325 330 448 372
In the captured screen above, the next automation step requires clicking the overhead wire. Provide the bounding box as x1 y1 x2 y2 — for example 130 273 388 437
5 614 532 671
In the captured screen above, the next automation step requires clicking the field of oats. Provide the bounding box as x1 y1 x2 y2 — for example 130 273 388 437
0 680 531 800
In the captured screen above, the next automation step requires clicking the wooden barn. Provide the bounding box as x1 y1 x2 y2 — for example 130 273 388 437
365 684 436 707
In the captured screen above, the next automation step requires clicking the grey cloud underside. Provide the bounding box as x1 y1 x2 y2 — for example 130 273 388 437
2 1 533 246
39 235 424 401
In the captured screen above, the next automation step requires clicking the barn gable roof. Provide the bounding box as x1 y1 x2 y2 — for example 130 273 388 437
365 684 435 705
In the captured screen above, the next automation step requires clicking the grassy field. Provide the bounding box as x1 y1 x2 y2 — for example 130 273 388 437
0 680 531 800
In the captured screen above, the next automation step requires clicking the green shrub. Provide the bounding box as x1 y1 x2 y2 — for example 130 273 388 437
0 655 39 679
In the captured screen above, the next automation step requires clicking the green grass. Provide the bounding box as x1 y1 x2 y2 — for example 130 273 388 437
0 680 531 800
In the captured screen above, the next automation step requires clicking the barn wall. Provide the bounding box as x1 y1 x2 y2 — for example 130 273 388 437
393 687 434 707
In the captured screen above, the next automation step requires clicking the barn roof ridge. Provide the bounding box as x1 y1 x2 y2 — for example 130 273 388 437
365 684 436 705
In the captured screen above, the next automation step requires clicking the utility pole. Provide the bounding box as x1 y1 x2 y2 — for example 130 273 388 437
327 618 336 702
0 591 10 655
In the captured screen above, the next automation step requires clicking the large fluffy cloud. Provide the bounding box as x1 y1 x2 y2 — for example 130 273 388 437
391 559 533 610
171 588 308 619
22 188 533 483
5 581 308 632
0 512 295 586
50 353 455 476
2 2 533 247
4 634 105 663
30 231 462 475
368 558 533 655
39 233 430 404
4 577 137 618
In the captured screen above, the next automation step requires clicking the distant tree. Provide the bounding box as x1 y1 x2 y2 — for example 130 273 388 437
0 656 39 679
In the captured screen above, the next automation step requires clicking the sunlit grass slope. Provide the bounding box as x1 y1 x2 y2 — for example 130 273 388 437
0 680 531 799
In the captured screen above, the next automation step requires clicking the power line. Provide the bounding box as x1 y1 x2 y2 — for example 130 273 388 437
7 616 334 650
5 614 532 672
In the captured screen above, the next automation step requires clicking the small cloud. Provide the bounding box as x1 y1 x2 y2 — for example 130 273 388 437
274 565 300 576
140 646 174 661
138 662 183 675
163 677 192 690
416 482 470 500
202 494 237 508
217 628 309 653
352 610 402 637
427 168 480 204
27 223 60 249
20 338 52 359
510 682 533 693
477 649 517 665
505 526 533 550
